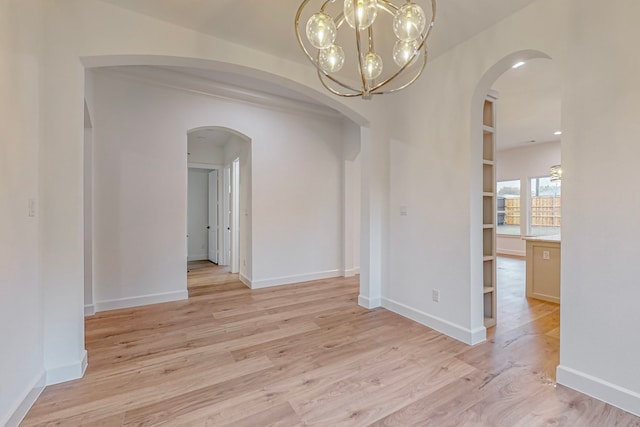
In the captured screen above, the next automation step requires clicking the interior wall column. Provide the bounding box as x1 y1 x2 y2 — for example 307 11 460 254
358 125 386 308
40 2 87 385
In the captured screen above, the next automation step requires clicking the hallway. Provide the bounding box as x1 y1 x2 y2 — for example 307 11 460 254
187 261 238 289
493 256 560 338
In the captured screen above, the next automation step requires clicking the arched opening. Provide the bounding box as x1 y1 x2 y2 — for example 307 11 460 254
186 126 252 287
83 56 366 313
471 50 561 344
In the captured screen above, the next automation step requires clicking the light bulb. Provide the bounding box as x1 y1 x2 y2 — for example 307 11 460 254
393 2 426 42
362 51 383 80
306 12 337 49
319 44 345 73
344 0 378 30
393 40 420 67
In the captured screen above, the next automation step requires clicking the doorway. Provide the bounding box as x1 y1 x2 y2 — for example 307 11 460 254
491 58 562 333
186 126 251 285
472 50 562 344
187 168 218 263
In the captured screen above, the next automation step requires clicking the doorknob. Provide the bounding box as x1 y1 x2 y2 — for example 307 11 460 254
207 226 210 229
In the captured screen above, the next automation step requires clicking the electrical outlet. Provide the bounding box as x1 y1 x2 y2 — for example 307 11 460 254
543 250 550 260
432 289 440 303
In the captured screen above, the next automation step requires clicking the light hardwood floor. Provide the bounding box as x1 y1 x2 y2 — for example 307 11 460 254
21 258 640 426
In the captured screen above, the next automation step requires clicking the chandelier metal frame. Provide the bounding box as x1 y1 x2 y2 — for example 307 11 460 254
295 0 436 99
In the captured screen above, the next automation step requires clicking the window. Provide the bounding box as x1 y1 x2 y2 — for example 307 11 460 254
529 176 561 236
496 180 520 235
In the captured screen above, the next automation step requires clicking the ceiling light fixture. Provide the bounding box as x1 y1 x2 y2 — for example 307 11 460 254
295 0 436 99
512 61 526 69
554 131 562 136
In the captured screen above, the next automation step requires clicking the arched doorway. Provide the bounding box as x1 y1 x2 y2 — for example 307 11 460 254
186 126 251 284
470 50 561 340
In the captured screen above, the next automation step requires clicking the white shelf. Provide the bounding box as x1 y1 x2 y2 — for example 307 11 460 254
482 96 497 328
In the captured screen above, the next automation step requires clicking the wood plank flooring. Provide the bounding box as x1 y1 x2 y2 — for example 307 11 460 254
21 258 640 426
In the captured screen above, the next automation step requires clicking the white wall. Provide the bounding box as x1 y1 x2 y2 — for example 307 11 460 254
496 140 561 255
387 0 640 415
188 140 224 165
0 1 46 425
187 169 211 261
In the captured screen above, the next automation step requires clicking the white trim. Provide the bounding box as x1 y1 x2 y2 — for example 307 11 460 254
343 267 360 277
358 295 381 309
496 249 526 257
556 365 640 417
95 67 344 121
188 254 209 262
382 297 487 345
46 350 88 386
239 274 251 288
95 290 188 312
249 270 342 290
3 371 46 427
84 304 96 317
188 162 224 170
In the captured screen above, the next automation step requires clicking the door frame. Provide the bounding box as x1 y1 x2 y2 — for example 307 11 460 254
188 162 224 267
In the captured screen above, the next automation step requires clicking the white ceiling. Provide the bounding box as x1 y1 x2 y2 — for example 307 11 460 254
95 0 560 151
491 58 562 150
188 128 233 148
97 0 539 63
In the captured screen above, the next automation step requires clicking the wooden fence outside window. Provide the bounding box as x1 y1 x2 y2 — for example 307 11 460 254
503 196 561 227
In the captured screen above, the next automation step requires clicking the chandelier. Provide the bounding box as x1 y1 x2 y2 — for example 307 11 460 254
295 0 436 99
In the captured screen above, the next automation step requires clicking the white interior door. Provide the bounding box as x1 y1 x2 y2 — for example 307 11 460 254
208 170 218 263
222 165 231 266
231 158 240 274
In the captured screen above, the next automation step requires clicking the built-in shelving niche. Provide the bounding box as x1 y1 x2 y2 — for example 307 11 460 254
481 93 498 328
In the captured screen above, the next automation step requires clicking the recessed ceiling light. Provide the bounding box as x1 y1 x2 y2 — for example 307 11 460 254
554 131 562 136
512 61 526 69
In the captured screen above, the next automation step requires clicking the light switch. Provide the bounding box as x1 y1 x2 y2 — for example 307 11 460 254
543 250 550 260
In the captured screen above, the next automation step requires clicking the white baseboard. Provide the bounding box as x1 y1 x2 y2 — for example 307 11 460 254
358 295 381 309
3 371 46 427
249 270 342 290
556 365 640 417
239 274 251 288
46 349 88 386
84 304 96 316
343 267 360 277
382 297 486 345
188 254 208 262
496 249 526 257
95 290 188 313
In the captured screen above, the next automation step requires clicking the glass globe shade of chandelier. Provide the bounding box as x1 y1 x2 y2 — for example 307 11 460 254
295 0 436 99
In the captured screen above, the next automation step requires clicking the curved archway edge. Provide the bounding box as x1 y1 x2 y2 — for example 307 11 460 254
81 54 370 128
469 49 555 340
